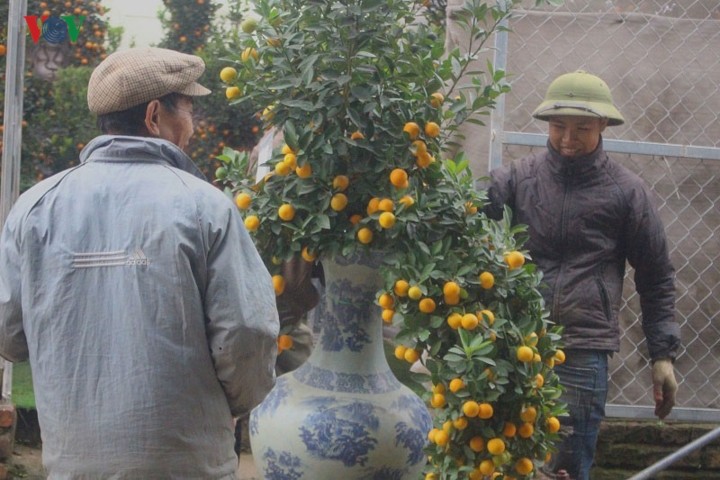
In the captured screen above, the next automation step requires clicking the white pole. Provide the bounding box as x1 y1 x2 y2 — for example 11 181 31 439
1 0 29 403
488 8 509 171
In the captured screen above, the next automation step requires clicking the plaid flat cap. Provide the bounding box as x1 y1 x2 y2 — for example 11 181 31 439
87 47 211 115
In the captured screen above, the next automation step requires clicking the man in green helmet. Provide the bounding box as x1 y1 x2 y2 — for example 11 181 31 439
485 71 681 480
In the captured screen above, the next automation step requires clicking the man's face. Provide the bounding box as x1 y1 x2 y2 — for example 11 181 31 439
158 96 195 152
547 115 608 158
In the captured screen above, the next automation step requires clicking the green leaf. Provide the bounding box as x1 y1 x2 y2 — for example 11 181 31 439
284 121 299 149
269 78 301 89
354 50 378 59
315 214 331 230
443 353 465 363
456 264 475 277
417 241 431 256
350 86 373 101
419 262 436 280
282 100 316 111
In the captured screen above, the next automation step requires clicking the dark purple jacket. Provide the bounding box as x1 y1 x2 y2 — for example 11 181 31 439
486 140 681 360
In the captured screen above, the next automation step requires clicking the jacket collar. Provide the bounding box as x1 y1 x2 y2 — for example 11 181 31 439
546 136 607 182
79 135 207 181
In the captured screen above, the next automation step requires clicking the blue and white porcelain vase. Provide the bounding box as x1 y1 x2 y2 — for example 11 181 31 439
249 252 432 479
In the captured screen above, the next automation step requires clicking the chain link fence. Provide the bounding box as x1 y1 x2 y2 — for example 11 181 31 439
469 0 720 420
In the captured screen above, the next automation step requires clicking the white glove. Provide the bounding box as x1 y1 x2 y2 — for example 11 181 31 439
652 359 677 419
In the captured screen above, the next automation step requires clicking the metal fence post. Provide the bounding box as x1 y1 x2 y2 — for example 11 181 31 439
488 10 509 172
1 0 29 403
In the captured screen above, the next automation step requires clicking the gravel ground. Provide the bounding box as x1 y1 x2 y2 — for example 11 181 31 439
8 443 45 480
6 443 260 480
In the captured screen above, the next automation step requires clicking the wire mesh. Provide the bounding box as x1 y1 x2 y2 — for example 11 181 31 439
504 0 720 147
488 0 720 419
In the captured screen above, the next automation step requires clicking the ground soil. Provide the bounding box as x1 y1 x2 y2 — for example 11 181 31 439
4 410 260 480
7 443 45 480
6 408 45 479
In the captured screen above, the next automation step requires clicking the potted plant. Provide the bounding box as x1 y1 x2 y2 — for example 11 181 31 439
218 0 566 478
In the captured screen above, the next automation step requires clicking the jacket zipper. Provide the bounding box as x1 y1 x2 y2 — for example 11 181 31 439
551 178 570 325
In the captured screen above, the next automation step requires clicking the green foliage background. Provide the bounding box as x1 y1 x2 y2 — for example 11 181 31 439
0 0 109 190
0 0 266 191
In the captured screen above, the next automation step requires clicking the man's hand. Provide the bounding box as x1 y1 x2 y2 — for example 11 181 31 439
652 359 677 419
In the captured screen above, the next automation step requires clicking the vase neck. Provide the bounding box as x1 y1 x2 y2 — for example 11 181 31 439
307 253 390 374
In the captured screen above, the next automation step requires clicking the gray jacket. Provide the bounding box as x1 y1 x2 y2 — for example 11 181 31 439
0 136 279 479
486 140 680 361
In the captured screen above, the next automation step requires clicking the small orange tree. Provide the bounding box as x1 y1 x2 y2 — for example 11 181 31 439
159 0 219 54
220 0 566 477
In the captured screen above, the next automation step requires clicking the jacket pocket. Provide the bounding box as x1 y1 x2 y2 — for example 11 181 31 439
594 267 613 323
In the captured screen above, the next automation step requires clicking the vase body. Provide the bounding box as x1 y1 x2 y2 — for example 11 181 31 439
249 252 432 479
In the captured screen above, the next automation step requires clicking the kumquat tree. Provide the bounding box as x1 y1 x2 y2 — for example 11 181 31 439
217 0 567 478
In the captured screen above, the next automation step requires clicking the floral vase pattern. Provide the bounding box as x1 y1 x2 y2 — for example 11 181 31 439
250 252 432 479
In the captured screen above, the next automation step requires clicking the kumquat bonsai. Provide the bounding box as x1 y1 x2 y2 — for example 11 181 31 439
217 0 567 477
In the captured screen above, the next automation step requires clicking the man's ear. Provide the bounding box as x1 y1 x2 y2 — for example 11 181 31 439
144 100 162 137
599 118 609 133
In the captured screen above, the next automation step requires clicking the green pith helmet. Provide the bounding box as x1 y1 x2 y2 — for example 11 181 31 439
532 70 625 126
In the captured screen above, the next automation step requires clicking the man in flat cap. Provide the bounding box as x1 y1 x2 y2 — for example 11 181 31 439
0 47 279 478
485 71 680 480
